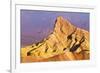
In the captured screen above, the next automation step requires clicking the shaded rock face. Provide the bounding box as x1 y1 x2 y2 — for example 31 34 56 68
21 16 90 63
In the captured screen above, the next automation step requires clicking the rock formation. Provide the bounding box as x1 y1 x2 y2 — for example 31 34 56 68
21 16 90 63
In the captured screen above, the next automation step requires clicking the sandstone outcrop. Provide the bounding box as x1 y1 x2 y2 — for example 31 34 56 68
21 16 90 63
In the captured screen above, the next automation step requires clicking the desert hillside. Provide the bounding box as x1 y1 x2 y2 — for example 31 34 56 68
21 16 90 63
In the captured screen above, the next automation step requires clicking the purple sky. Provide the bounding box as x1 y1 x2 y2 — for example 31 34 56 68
21 9 89 47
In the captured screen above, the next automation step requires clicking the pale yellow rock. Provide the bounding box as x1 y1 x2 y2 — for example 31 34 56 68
21 16 90 62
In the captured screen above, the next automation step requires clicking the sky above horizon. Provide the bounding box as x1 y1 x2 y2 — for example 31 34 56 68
21 9 89 47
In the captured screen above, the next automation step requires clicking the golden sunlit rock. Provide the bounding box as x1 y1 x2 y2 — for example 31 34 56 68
21 16 90 63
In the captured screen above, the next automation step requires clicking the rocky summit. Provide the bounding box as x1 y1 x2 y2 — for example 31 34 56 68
21 16 90 63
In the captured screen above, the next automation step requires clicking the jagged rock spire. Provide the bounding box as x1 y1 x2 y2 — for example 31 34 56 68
21 16 90 63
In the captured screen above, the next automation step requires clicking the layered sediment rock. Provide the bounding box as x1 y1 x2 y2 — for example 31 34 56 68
21 16 90 63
